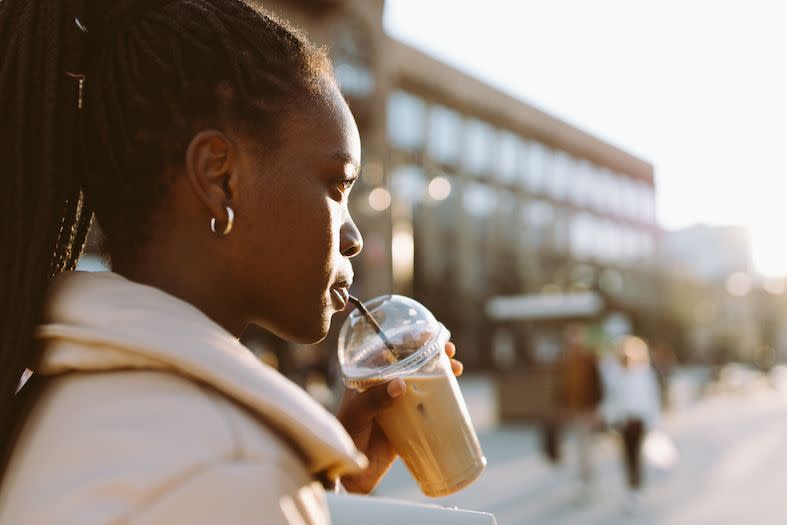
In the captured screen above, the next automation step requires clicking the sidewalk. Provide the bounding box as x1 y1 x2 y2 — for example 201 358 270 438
374 370 787 524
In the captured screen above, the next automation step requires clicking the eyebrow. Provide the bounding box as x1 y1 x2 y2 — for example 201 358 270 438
330 152 361 176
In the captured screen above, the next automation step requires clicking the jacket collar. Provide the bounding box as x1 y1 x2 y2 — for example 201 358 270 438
34 270 367 479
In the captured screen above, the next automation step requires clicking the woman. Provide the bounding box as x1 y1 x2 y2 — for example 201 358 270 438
600 336 661 512
0 1 462 523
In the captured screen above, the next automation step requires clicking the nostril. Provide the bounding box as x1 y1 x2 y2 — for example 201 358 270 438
341 236 363 258
342 242 362 258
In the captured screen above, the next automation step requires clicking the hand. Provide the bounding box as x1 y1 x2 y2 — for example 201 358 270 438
335 342 463 494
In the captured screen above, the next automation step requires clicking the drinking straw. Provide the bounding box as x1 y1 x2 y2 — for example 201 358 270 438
348 295 399 360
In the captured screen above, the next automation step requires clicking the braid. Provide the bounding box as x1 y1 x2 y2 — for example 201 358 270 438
0 0 92 475
0 0 333 480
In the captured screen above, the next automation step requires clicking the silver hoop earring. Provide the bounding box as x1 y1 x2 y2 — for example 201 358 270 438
210 206 234 236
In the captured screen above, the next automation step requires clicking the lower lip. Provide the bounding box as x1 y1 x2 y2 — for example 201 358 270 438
330 288 348 311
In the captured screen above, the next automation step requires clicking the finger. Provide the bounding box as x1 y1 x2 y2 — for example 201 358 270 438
386 377 406 399
445 341 456 358
451 359 464 376
339 380 405 435
363 379 405 409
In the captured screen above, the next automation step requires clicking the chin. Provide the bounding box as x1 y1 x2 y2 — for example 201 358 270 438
265 315 331 345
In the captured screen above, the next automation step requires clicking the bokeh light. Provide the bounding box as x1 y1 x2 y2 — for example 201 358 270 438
427 176 452 201
368 187 391 211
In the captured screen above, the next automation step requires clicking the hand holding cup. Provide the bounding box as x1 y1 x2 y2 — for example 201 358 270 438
336 342 462 494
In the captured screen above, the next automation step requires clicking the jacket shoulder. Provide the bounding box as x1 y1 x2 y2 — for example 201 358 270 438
1 369 311 524
126 461 328 525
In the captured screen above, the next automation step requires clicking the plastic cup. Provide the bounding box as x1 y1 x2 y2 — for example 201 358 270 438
338 294 486 497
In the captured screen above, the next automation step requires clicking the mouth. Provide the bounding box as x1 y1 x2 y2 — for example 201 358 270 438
330 277 353 311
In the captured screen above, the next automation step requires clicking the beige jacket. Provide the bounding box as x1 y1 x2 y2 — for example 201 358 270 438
0 271 367 525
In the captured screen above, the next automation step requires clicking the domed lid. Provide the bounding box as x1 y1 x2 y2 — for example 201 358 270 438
338 295 449 389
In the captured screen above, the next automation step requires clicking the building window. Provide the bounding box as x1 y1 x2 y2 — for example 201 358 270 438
623 178 641 222
570 212 595 259
545 151 571 201
569 159 591 207
552 206 571 253
427 105 463 165
587 164 607 213
464 118 495 176
638 183 656 224
610 221 625 261
462 182 497 218
388 91 426 151
599 169 620 216
498 192 519 242
619 227 636 261
389 164 427 205
523 141 548 194
498 131 520 184
331 20 375 98
523 199 554 249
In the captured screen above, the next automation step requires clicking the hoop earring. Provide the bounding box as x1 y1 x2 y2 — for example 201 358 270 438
210 206 234 236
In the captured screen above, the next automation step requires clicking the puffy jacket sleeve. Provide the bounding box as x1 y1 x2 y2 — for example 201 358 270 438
126 461 330 525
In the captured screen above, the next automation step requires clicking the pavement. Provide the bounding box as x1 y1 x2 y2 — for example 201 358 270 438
374 370 787 524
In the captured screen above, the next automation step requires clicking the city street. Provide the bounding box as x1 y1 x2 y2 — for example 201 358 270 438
375 377 787 524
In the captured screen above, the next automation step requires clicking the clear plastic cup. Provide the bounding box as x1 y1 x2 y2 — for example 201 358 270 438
338 294 486 497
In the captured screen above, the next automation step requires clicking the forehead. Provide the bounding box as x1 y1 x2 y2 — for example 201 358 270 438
279 81 361 169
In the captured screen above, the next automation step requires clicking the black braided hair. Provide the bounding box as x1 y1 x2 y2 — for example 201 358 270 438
0 0 334 481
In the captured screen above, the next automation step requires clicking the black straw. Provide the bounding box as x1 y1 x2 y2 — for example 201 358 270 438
348 295 398 356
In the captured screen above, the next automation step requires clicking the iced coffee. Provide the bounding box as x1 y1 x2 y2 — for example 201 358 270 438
338 295 486 497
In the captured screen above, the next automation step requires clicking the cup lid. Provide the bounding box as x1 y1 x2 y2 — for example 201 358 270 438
338 295 450 389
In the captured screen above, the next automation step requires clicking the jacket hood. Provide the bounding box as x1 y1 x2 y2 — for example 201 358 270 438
34 270 367 479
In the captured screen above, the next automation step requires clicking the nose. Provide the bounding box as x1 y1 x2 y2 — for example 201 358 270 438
340 216 363 258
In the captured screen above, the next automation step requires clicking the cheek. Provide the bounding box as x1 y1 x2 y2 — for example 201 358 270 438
238 189 339 288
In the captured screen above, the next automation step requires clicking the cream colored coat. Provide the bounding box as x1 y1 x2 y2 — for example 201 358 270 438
0 271 367 525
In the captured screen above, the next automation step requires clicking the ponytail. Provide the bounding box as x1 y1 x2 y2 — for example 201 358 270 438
0 0 92 478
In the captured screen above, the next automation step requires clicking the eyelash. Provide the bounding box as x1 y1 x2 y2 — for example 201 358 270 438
337 176 358 192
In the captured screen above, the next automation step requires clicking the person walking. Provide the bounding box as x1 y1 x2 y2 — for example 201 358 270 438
554 323 604 501
601 336 661 513
0 2 462 523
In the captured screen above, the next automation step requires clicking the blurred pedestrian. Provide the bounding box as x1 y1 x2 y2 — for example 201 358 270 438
0 2 464 523
554 323 604 500
601 336 661 513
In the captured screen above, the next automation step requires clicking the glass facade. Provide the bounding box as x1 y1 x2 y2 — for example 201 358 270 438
462 182 497 218
497 131 520 184
464 118 495 176
427 104 463 165
386 89 659 301
523 140 548 194
388 90 426 151
388 164 427 204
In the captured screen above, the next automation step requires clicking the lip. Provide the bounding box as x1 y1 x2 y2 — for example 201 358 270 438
330 286 350 311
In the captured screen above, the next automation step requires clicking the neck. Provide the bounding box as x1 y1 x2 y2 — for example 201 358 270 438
112 254 247 339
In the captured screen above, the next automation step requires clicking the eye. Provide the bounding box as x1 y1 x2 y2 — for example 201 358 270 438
337 175 358 193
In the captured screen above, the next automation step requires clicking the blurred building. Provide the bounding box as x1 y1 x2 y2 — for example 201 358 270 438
662 225 753 282
661 226 766 364
243 0 664 372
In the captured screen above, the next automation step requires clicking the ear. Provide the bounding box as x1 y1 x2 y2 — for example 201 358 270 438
184 130 239 228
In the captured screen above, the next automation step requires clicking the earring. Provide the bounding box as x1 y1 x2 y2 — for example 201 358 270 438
210 206 234 236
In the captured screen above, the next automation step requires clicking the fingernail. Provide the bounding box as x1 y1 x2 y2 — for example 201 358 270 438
387 378 406 399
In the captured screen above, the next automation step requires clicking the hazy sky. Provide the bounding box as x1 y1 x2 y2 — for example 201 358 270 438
384 0 787 276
